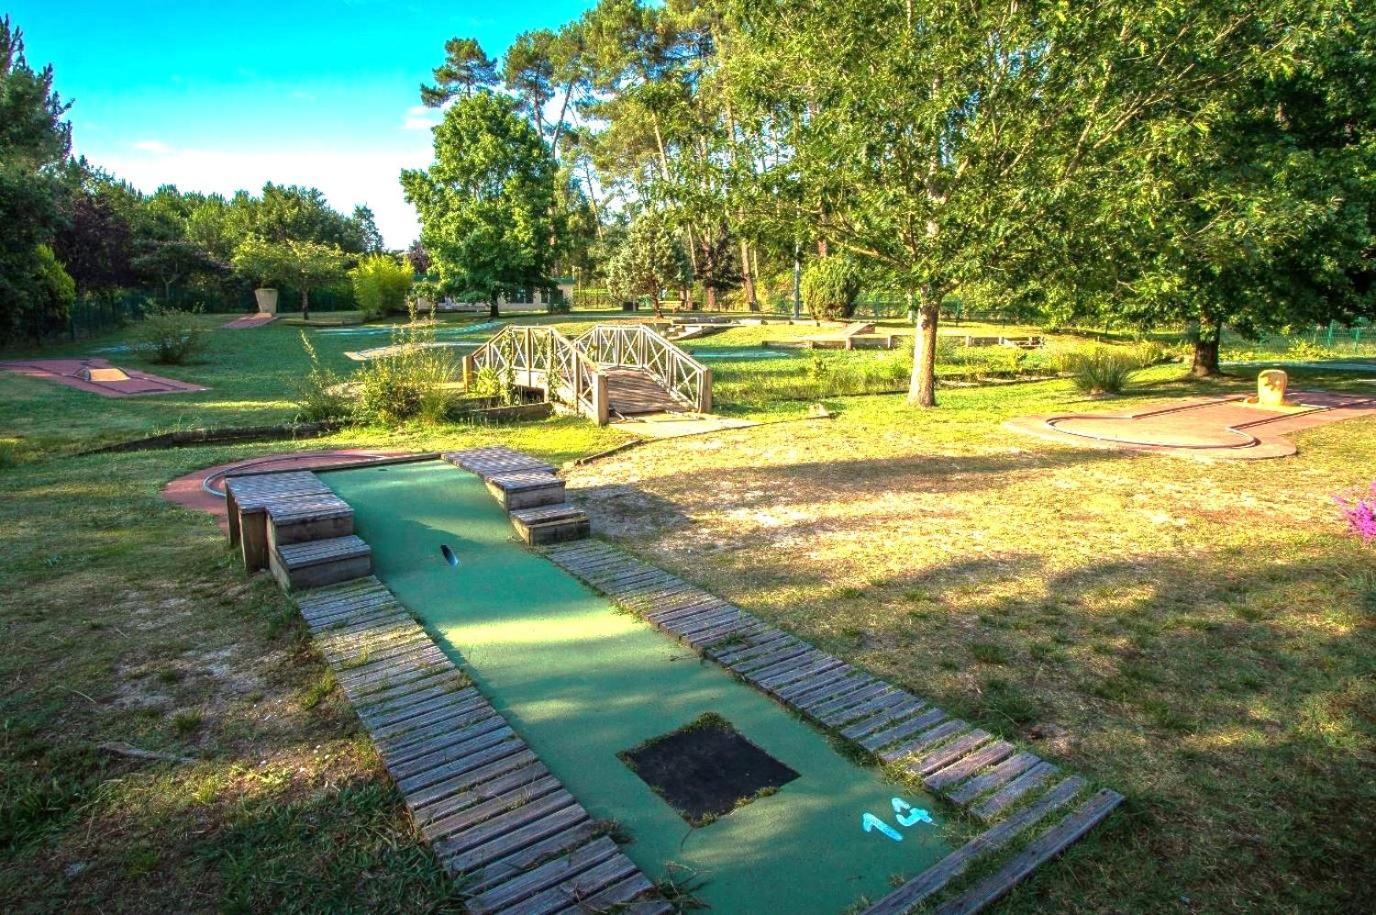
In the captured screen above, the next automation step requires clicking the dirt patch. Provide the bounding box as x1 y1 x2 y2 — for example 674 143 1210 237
618 713 798 827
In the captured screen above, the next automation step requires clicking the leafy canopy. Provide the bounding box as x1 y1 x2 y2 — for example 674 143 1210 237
400 91 559 313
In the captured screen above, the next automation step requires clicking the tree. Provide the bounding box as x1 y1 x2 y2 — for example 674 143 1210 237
131 239 223 304
231 236 345 320
0 15 72 343
405 239 431 274
352 204 384 254
1083 0 1376 375
722 1 1329 405
400 92 559 317
420 37 499 107
350 254 413 319
605 210 691 317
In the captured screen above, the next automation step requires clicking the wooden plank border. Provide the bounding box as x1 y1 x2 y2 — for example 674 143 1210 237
290 576 670 914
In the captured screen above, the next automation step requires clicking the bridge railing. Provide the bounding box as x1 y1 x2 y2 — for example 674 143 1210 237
465 325 608 424
574 323 712 413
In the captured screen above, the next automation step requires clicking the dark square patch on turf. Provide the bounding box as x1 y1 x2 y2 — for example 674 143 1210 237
619 713 799 827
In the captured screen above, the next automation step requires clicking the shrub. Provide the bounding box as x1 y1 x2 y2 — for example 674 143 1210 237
294 332 351 423
136 304 208 364
1064 347 1143 395
350 254 413 319
353 308 456 424
1335 483 1376 544
800 255 862 321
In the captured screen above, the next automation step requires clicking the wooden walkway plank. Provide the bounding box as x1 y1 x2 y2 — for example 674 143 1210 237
860 777 1087 915
911 730 994 777
423 774 564 843
971 761 1060 821
465 836 623 914
495 852 641 914
462 821 604 896
443 803 591 875
924 740 1016 791
859 708 947 753
945 752 1043 807
930 790 1124 915
408 748 540 815
878 720 970 764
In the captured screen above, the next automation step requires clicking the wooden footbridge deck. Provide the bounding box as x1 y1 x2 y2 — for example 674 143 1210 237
464 324 711 424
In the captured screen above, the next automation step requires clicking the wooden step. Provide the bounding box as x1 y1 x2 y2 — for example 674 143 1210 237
272 535 372 591
225 470 330 548
484 471 565 510
266 492 354 551
509 504 589 545
444 446 555 481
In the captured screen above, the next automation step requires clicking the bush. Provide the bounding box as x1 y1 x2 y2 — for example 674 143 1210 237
350 254 413 319
800 255 862 321
294 332 351 423
1064 346 1142 395
353 309 456 424
136 304 208 364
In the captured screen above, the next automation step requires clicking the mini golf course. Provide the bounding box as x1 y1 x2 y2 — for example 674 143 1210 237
1007 390 1376 459
322 460 952 912
0 357 206 396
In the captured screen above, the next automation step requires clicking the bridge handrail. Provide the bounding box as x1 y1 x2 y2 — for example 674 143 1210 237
466 325 608 423
573 323 712 413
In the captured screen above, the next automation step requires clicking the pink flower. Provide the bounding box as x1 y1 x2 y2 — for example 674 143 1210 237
1335 482 1376 544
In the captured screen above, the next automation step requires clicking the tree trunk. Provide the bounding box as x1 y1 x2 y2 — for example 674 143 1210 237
489 298 500 319
1191 318 1223 377
740 239 758 311
908 290 940 407
705 285 717 311
300 288 310 321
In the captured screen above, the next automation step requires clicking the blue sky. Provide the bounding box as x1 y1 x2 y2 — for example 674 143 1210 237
9 0 596 247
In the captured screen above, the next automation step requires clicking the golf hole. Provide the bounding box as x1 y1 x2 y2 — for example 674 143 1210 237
440 544 459 567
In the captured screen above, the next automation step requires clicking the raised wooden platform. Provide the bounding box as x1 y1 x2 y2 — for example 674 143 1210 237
544 540 1123 913
292 578 669 914
272 535 371 591
484 471 566 511
225 471 337 570
444 446 556 480
509 504 590 545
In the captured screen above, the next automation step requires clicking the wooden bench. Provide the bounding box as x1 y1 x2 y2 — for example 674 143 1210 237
484 471 566 511
271 535 372 591
509 504 590 545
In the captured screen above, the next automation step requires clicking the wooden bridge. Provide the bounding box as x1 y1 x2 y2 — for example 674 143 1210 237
464 323 713 425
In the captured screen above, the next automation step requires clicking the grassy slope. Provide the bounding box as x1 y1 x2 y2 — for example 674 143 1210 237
2 315 1372 912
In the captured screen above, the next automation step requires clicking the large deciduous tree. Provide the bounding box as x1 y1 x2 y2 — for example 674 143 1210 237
722 0 1320 405
0 15 73 343
231 236 345 320
400 92 559 317
605 210 691 317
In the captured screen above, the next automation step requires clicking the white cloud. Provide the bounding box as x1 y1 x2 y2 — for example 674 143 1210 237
92 143 433 248
402 105 440 131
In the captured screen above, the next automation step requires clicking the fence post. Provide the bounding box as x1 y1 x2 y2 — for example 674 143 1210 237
698 366 713 413
593 371 610 425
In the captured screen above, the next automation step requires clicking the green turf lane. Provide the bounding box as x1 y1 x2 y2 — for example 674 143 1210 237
324 461 950 913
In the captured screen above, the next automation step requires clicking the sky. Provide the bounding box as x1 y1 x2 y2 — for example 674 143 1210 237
9 0 597 248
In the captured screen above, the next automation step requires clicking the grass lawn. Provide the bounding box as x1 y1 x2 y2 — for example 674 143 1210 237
564 366 1375 913
1 314 1372 912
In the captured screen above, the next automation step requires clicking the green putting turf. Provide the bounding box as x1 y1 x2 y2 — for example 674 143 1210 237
324 461 951 912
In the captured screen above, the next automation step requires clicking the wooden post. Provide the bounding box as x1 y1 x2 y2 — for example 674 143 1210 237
698 366 713 414
462 353 474 390
593 371 610 425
